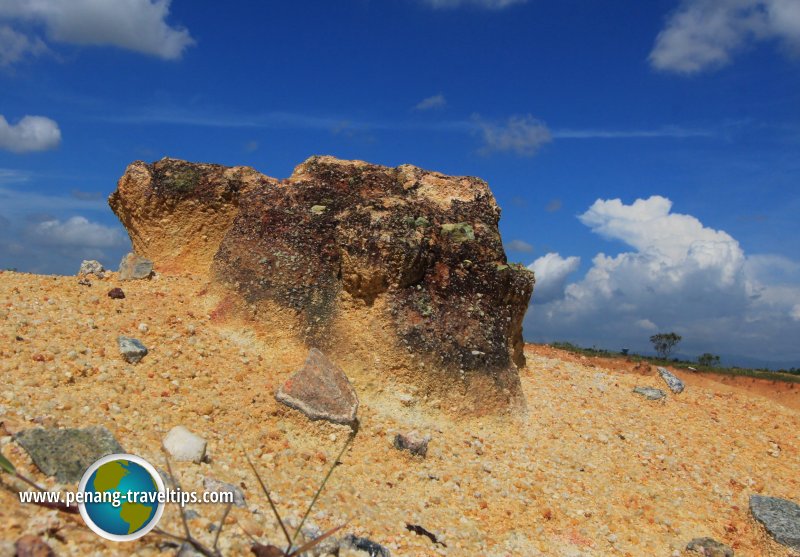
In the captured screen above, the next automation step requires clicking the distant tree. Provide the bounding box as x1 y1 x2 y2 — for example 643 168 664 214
698 353 720 367
649 332 682 359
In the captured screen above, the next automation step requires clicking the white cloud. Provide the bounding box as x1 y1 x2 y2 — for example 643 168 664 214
527 252 581 304
0 168 31 184
0 24 47 66
650 0 800 74
474 114 552 156
505 239 534 253
0 115 61 153
29 216 126 248
414 94 447 111
525 195 800 363
0 0 193 63
420 0 528 8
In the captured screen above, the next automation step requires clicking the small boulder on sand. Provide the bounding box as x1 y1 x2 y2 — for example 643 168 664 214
275 348 359 427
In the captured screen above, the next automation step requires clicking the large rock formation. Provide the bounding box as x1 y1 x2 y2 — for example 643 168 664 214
110 156 534 407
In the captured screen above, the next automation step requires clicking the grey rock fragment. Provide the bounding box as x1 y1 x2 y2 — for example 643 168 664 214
203 476 246 507
118 335 148 363
14 426 123 483
633 386 666 400
343 535 391 557
750 495 800 551
118 252 154 280
657 366 685 394
686 537 734 556
393 431 430 457
78 260 105 277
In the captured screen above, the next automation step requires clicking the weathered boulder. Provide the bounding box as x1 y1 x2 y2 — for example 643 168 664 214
110 156 535 406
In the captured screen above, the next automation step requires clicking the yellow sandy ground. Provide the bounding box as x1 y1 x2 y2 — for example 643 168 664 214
1 270 798 556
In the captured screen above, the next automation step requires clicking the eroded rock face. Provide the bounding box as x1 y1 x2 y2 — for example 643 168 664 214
110 156 534 405
109 158 272 275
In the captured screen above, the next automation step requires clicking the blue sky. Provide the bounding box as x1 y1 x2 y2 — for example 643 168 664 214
1 0 799 366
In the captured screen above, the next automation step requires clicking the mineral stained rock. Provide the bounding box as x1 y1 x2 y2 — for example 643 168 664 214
110 156 535 406
276 348 359 426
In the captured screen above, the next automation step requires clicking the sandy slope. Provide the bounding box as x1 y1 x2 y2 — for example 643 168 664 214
1 270 798 556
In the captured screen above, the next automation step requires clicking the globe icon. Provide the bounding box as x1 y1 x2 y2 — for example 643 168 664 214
78 454 165 541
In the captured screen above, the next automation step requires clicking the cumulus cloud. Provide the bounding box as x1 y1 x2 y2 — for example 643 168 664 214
420 0 528 8
0 0 193 64
525 195 800 364
527 252 581 304
0 115 61 153
505 239 534 253
474 114 552 156
414 94 447 111
650 0 800 74
28 216 126 248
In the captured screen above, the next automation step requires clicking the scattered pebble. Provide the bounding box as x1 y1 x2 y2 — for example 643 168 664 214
118 335 148 364
107 287 125 299
163 426 207 463
393 431 430 458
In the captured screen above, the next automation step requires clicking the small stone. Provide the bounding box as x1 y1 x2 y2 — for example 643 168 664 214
78 260 105 278
750 495 800 550
310 205 327 214
118 336 148 364
393 431 430 457
398 393 415 407
0 540 14 557
107 287 125 299
275 348 359 426
15 535 54 557
633 386 666 400
686 537 734 556
177 543 205 557
138 323 149 334
77 278 92 287
343 535 391 557
118 252 154 280
657 367 685 394
14 426 123 483
203 477 246 507
163 426 207 463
